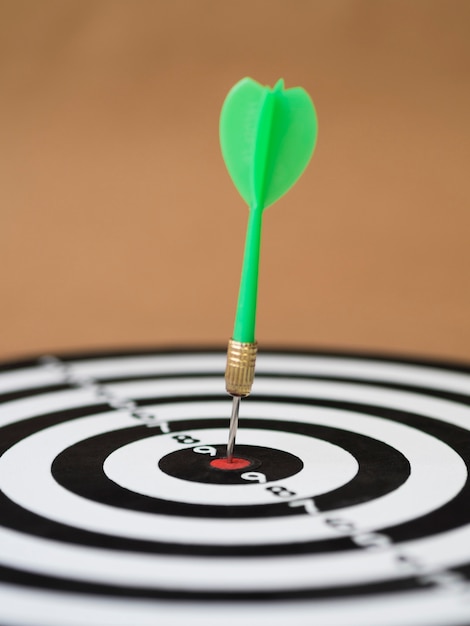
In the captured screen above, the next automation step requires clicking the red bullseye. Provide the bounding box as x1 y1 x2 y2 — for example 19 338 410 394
210 457 252 471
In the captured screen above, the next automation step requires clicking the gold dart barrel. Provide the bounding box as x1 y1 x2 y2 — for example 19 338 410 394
225 339 258 397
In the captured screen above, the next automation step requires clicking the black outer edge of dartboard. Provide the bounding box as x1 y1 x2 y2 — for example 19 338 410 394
0 357 39 372
1 345 469 373
51 345 470 373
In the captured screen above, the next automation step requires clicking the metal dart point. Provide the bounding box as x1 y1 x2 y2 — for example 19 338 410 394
225 339 258 461
226 396 241 462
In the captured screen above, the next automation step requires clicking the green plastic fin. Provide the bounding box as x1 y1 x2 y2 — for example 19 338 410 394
263 86 317 208
219 77 269 208
220 77 318 211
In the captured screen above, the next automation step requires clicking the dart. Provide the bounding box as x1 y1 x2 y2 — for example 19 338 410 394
220 77 318 461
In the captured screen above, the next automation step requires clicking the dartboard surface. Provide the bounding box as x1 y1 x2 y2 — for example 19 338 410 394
1 348 470 626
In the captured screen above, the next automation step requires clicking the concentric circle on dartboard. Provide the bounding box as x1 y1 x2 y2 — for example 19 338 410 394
0 348 469 626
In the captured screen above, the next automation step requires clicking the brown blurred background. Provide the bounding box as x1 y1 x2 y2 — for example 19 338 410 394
1 0 469 363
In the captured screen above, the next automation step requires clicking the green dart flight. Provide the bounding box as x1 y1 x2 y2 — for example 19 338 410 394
221 77 318 344
220 76 318 461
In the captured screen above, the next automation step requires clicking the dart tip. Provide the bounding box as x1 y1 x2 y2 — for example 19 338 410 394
226 395 241 461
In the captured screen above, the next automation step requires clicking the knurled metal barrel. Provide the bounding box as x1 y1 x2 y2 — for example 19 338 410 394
225 339 258 397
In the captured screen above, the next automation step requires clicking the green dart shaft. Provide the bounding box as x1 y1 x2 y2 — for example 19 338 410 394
233 206 263 343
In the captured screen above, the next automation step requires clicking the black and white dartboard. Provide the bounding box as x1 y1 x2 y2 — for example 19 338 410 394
0 348 470 626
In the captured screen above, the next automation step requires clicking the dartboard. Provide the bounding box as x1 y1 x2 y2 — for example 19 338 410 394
1 348 470 626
